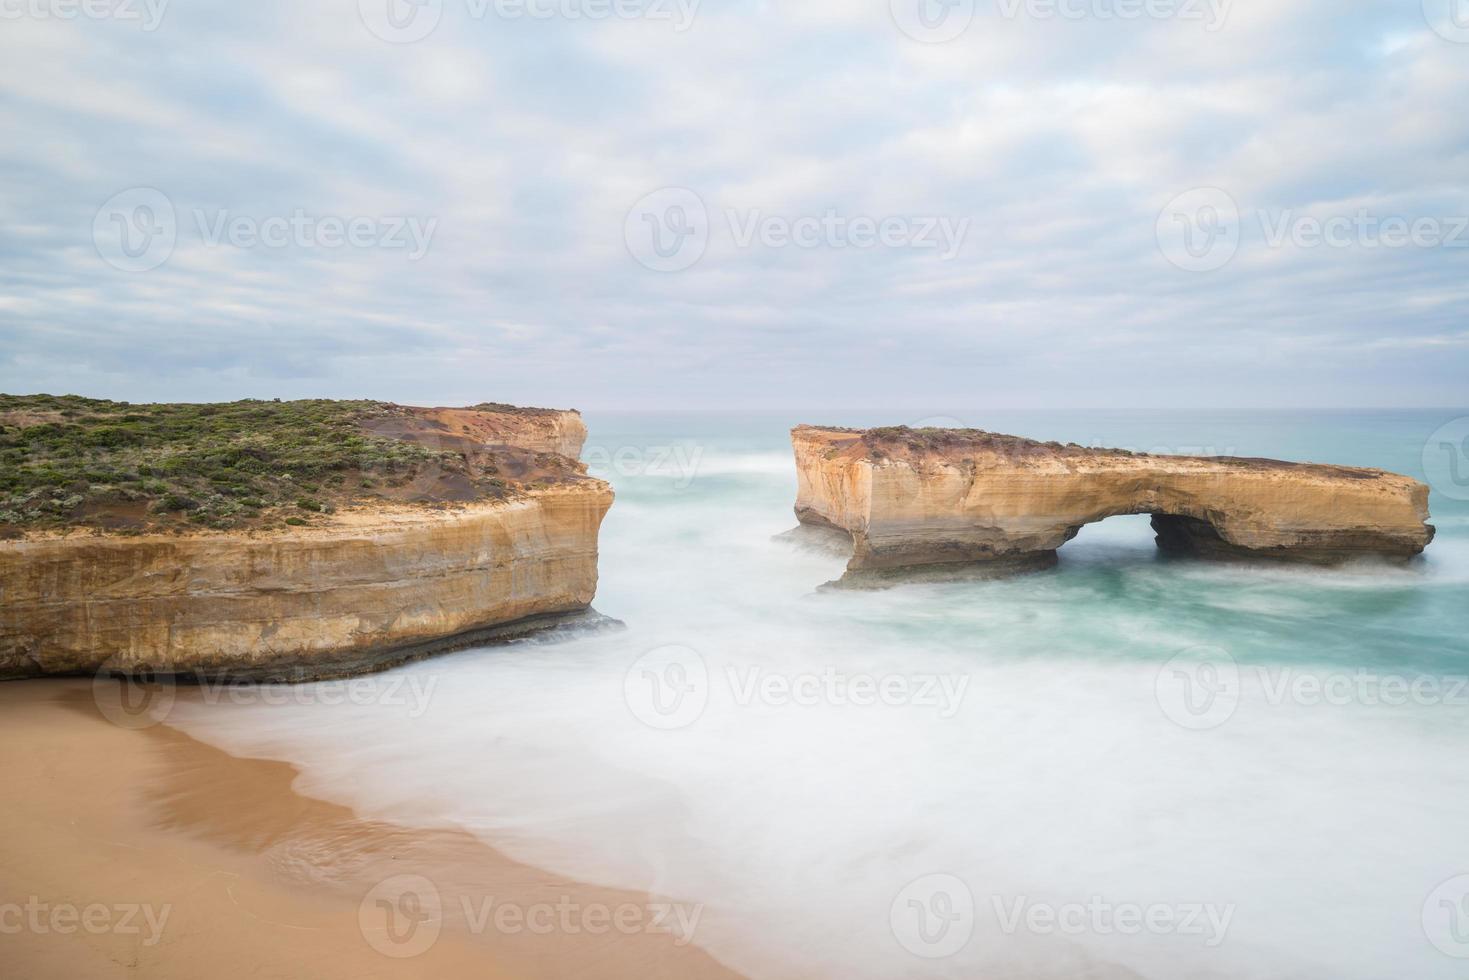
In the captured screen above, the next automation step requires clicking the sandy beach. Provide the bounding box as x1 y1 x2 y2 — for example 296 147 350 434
0 680 738 980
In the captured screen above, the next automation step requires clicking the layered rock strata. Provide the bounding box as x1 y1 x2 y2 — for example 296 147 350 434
791 425 1434 585
1 404 612 681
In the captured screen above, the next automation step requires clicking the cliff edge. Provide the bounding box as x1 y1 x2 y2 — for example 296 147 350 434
791 425 1434 585
0 397 613 681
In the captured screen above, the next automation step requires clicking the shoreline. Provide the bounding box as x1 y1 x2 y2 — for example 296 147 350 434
0 679 739 979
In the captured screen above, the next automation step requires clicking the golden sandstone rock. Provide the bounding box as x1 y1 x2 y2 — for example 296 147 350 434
791 425 1434 586
0 405 612 681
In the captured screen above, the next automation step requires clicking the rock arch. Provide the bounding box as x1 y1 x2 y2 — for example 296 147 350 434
790 425 1435 585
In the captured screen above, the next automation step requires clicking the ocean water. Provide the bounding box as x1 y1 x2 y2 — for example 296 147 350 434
166 410 1469 979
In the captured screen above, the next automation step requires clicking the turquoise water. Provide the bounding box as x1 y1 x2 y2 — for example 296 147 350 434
170 410 1469 979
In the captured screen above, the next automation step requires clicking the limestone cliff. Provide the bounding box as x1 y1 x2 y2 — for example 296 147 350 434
0 401 612 681
792 425 1434 583
361 404 589 460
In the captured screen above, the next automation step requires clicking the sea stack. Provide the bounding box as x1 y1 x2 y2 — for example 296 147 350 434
790 425 1434 586
0 398 613 681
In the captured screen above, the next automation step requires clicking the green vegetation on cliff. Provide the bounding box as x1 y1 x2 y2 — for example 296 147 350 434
0 395 574 534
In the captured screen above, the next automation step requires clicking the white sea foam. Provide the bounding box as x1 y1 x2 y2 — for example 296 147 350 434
585 449 794 481
166 434 1469 979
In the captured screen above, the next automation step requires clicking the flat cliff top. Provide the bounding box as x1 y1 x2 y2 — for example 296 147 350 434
792 424 1419 488
1 394 596 537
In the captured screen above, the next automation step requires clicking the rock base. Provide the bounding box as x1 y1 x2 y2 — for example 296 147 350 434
772 522 856 559
74 608 625 685
1151 514 1434 565
822 551 1058 590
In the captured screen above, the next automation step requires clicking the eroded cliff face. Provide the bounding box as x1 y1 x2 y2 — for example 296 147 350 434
0 404 612 681
792 425 1434 583
362 405 589 460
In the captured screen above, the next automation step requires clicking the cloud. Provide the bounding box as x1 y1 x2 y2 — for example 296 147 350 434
0 0 1465 408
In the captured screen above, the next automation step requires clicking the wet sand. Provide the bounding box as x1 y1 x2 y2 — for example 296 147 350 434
0 680 739 980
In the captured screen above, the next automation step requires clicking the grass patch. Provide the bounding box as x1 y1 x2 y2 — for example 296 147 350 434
0 395 550 533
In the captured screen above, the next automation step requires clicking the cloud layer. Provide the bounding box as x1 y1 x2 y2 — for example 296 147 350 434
1 0 1466 408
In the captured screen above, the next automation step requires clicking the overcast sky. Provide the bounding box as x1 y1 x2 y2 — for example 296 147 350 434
1 0 1466 410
